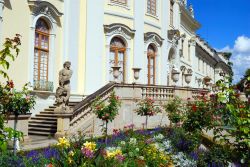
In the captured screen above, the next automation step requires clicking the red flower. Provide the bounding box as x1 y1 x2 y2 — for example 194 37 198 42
239 105 244 109
192 104 197 112
46 164 53 167
7 80 14 88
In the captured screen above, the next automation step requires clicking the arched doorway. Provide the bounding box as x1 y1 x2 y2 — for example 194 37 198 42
34 18 50 83
109 37 127 82
147 44 157 85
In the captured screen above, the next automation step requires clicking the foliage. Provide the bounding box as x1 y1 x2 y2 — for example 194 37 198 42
211 78 250 164
92 91 121 123
164 97 183 125
0 34 21 80
92 91 121 144
0 35 36 154
135 97 161 129
135 97 160 117
0 82 36 116
182 94 213 133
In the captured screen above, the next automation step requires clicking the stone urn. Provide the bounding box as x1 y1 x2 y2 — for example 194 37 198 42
185 73 192 84
172 70 180 83
111 66 121 81
132 68 141 81
203 76 211 86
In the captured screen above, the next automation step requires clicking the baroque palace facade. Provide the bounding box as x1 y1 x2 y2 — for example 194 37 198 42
0 0 231 96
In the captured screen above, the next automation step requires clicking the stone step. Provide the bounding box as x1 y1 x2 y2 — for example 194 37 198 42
45 108 55 111
29 120 57 124
30 117 57 121
40 111 55 114
29 127 57 132
28 130 55 136
29 123 57 128
35 113 57 117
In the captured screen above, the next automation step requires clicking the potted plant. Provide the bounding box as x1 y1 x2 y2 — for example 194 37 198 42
135 97 161 129
92 91 121 145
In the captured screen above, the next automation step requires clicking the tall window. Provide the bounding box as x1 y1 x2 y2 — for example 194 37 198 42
110 0 127 5
147 44 156 85
34 18 50 82
170 0 174 26
110 37 126 82
147 0 157 16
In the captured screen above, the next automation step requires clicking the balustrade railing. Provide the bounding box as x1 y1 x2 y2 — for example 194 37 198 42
141 86 174 100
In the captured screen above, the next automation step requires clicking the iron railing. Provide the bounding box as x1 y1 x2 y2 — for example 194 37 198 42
33 80 54 92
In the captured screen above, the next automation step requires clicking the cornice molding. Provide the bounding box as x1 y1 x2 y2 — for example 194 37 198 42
104 23 136 40
144 32 164 46
28 0 63 23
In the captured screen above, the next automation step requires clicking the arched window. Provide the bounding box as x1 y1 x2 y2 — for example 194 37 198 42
147 44 156 85
110 37 126 82
34 18 50 82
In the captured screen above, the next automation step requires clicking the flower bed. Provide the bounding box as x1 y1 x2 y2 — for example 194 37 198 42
0 126 244 167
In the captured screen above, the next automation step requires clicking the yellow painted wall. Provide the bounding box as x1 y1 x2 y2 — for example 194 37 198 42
1 1 30 88
1 0 64 91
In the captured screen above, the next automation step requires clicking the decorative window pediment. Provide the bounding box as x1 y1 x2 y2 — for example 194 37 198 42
28 0 63 24
144 32 164 47
104 23 135 40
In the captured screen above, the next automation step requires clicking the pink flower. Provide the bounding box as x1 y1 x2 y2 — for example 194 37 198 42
81 148 94 159
116 154 125 162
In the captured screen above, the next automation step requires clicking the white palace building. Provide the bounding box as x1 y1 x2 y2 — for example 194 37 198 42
1 0 232 136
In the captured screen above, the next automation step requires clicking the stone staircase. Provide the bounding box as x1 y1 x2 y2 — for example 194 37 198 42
28 102 79 136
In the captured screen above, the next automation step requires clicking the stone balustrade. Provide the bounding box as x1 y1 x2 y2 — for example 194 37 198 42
57 83 209 137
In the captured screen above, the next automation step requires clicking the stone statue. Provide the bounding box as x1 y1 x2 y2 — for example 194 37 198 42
55 61 73 113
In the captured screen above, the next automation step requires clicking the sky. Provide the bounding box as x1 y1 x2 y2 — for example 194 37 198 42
188 0 250 83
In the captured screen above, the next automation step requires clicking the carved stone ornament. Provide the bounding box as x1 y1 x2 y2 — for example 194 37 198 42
54 61 73 113
104 23 135 40
144 32 164 47
188 37 196 46
28 0 63 23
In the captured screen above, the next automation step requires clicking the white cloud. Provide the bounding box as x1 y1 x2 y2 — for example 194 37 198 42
219 35 250 83
234 36 250 53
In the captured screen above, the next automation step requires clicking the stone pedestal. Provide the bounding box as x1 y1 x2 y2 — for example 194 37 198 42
54 112 72 138
5 114 32 141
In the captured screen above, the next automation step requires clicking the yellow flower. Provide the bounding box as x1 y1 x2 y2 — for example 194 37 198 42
83 141 96 151
160 153 167 161
57 137 70 148
106 149 122 158
68 157 73 164
68 150 75 157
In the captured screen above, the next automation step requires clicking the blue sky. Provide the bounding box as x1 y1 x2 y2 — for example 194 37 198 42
188 0 250 83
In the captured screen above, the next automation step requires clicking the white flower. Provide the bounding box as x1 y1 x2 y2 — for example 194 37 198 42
139 156 144 160
120 141 126 145
129 138 137 145
135 148 139 152
154 133 164 140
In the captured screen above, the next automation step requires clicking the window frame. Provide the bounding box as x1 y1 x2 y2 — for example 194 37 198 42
34 19 50 82
147 0 157 16
109 37 127 82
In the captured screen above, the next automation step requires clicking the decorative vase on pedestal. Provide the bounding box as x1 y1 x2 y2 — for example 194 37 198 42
111 66 121 82
185 73 192 85
172 70 180 85
132 68 141 83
